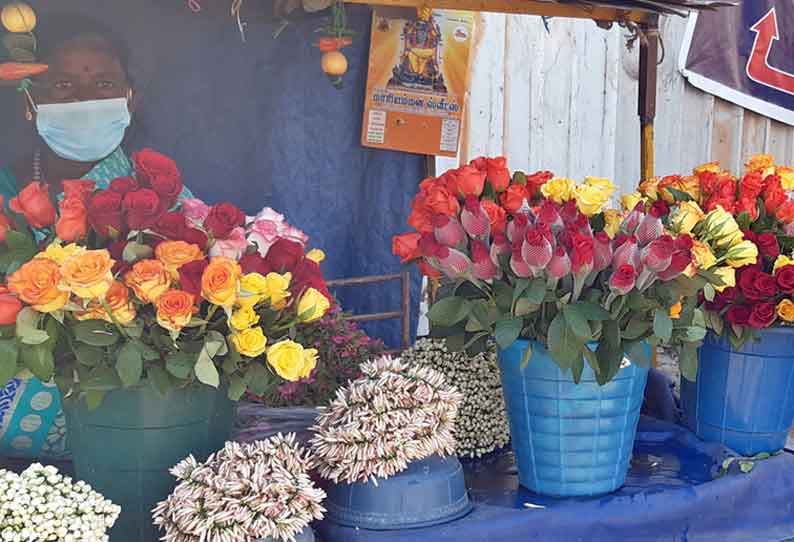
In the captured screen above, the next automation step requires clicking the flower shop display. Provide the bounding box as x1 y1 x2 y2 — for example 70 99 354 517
392 157 718 496
634 155 794 455
310 356 470 529
0 149 331 541
0 463 120 542
153 435 325 542
401 337 509 458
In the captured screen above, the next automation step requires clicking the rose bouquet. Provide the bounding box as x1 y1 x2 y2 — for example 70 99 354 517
393 157 718 383
0 149 331 407
630 154 794 349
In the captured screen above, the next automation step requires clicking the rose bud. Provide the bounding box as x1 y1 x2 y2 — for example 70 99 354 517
609 264 637 295
490 232 510 264
575 212 592 236
593 232 613 273
641 235 675 273
613 235 641 269
461 196 491 239
636 212 664 246
437 246 473 279
471 240 499 280
570 233 595 275
510 242 532 278
419 233 443 258
657 249 693 281
507 213 529 244
537 200 563 230
433 214 467 248
623 201 645 233
560 199 579 224
522 228 553 271
547 245 571 279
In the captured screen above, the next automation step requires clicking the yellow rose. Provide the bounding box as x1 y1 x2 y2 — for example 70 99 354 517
603 209 623 238
638 177 660 200
713 266 736 292
306 249 326 264
584 176 616 195
77 281 137 325
620 192 644 212
201 257 241 308
776 299 794 323
745 154 775 173
266 339 313 382
669 301 682 320
702 207 740 246
297 287 330 323
691 240 717 270
574 183 610 217
155 241 204 279
231 326 268 358
230 305 260 331
265 272 292 309
670 201 705 234
8 258 69 313
300 348 318 379
660 176 701 204
35 243 84 265
774 255 794 274
60 249 115 299
239 272 269 307
694 161 722 175
724 240 759 268
239 272 292 309
540 177 575 204
777 166 794 191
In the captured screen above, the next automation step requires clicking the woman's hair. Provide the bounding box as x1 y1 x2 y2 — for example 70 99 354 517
35 13 132 83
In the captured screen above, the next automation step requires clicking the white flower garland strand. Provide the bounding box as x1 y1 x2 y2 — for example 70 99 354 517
0 464 120 542
402 338 510 458
310 355 463 485
152 435 326 542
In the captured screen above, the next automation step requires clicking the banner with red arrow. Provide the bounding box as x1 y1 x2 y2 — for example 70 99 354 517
680 2 794 126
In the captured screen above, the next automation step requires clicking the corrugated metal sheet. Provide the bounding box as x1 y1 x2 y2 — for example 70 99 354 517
441 13 794 195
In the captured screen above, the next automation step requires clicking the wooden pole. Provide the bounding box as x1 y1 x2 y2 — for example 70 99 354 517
638 18 659 182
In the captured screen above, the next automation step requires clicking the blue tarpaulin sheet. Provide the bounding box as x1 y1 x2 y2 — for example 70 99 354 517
0 1 422 348
319 416 794 542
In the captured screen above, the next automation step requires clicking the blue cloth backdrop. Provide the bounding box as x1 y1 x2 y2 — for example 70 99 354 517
0 0 423 348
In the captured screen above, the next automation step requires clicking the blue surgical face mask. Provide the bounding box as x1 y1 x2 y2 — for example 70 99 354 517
32 96 131 163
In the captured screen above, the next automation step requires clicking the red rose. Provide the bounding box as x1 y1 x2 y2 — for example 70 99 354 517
725 304 751 325
470 157 487 171
757 233 780 259
183 227 209 249
748 301 777 328
418 233 443 258
658 249 693 281
650 199 670 218
291 258 331 300
392 232 422 263
570 233 594 274
108 240 130 275
123 189 164 231
109 176 139 195
736 197 759 221
525 171 554 198
739 172 764 199
674 234 694 251
418 260 441 278
706 286 738 311
609 264 637 294
204 203 246 239
88 189 125 237
741 229 758 245
153 212 187 240
455 165 487 197
61 180 95 203
485 157 510 192
481 200 507 234
264 238 305 272
765 191 788 217
641 235 675 273
776 265 794 294
132 148 182 188
499 184 528 214
424 185 460 217
239 252 271 275
740 268 777 300
777 201 794 223
178 258 209 299
149 172 183 211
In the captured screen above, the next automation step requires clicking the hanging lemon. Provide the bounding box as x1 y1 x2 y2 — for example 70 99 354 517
321 50 348 77
1 3 36 33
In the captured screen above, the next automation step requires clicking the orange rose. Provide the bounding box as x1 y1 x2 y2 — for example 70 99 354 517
455 165 487 197
425 185 460 217
418 260 441 278
155 241 205 279
407 204 434 233
9 182 56 229
8 258 69 313
124 259 172 303
0 196 13 243
499 184 528 214
155 289 197 332
481 199 507 234
76 281 136 325
55 196 88 242
61 180 95 203
0 285 22 325
201 257 241 307
392 232 421 263
61 249 114 299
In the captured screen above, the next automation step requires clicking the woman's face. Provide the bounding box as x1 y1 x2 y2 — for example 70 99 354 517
32 36 132 106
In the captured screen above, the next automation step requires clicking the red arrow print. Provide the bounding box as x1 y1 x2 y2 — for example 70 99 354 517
746 7 794 96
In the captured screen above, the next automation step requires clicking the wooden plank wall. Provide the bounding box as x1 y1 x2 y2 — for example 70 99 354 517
438 13 794 196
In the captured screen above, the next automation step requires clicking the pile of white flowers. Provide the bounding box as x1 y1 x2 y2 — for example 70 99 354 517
310 355 463 485
402 338 510 458
0 464 120 542
152 434 325 542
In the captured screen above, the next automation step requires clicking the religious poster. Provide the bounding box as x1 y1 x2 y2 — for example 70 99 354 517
361 8 475 156
679 3 794 126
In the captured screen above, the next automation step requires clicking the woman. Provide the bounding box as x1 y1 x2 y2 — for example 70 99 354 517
0 14 191 459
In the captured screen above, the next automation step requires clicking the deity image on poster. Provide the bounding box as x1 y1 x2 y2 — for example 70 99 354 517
388 8 447 93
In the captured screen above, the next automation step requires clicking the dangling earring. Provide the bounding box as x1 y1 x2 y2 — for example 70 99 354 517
25 107 33 121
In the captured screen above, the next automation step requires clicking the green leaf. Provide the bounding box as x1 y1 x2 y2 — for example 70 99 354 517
682 326 707 343
525 278 547 305
166 352 196 380
512 171 527 186
739 461 754 474
596 320 623 384
81 367 121 392
703 283 716 302
122 241 153 263
0 230 37 273
548 313 582 371
752 452 771 461
513 298 539 317
195 351 220 388
575 301 611 321
512 279 530 306
428 297 470 327
494 318 523 349
735 211 752 230
16 307 49 346
520 342 533 370
625 341 651 368
623 318 651 341
245 363 272 396
722 457 736 471
0 339 19 386
228 374 247 401
116 342 143 388
73 320 119 347
665 187 694 202
445 332 466 352
493 282 513 311
74 345 104 367
571 356 585 384
653 309 673 343
679 343 698 381
20 344 54 381
148 366 171 396
84 391 106 411
583 347 600 375
563 304 593 341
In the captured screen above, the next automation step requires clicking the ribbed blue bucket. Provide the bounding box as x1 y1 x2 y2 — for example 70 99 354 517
682 329 794 456
498 339 649 497
323 454 472 530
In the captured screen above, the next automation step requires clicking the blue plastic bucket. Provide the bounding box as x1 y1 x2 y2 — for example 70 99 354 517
498 339 649 497
323 454 472 530
682 329 794 456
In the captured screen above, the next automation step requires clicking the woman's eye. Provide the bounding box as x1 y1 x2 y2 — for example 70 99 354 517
97 81 115 90
53 80 72 90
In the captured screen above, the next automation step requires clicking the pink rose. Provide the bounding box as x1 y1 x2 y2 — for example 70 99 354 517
209 227 248 260
181 198 212 225
252 206 285 223
248 218 282 256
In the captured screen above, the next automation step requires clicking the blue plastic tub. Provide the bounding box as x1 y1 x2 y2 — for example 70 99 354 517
682 329 794 456
323 454 472 530
498 339 649 497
